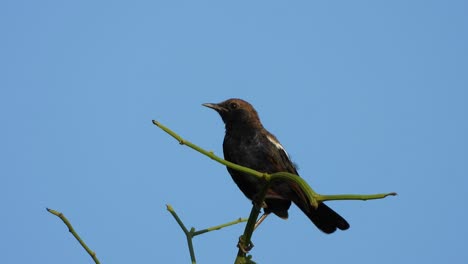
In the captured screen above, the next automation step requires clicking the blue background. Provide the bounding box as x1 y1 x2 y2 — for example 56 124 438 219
2 1 467 263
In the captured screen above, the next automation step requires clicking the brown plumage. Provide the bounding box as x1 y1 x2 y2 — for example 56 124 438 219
203 98 349 233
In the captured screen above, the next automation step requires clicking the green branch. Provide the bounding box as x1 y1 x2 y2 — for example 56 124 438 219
46 208 100 264
193 217 248 236
152 119 397 263
319 192 397 201
153 120 262 178
166 204 248 264
152 120 396 207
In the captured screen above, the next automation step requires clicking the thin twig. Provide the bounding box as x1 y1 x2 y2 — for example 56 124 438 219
193 217 248 236
318 192 397 201
166 204 248 264
166 205 196 263
46 208 100 264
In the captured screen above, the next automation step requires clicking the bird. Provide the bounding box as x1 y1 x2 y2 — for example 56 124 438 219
203 98 349 234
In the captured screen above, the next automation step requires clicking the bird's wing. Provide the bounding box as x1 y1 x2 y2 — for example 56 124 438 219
265 132 310 207
265 133 299 175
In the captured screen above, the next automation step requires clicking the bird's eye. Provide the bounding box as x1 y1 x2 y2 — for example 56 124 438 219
230 102 238 109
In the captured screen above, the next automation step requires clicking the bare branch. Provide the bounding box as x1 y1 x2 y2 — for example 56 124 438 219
46 208 100 264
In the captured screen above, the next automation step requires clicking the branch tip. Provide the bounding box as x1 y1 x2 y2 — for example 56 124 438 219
47 208 100 264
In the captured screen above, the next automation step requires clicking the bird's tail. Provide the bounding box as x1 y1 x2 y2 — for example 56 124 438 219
296 201 350 234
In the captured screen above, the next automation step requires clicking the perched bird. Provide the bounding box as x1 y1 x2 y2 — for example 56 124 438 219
203 98 349 234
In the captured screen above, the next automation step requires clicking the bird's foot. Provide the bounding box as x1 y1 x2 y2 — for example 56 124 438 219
237 235 254 253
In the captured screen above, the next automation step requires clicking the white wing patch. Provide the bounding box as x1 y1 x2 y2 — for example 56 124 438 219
266 135 290 158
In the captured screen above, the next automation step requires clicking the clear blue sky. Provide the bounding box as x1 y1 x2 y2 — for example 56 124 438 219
2 1 467 263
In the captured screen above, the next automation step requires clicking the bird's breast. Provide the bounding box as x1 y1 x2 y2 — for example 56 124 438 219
223 134 270 172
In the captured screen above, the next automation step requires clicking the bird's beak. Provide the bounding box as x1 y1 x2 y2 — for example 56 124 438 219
202 103 226 112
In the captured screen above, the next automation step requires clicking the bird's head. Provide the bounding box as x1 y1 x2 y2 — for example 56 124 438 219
203 98 263 131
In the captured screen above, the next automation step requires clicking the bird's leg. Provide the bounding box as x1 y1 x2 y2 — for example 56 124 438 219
254 213 269 230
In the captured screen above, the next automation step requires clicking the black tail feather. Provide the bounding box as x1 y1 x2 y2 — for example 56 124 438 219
297 202 350 234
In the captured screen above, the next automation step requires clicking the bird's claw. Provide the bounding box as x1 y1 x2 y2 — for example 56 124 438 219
237 236 254 253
